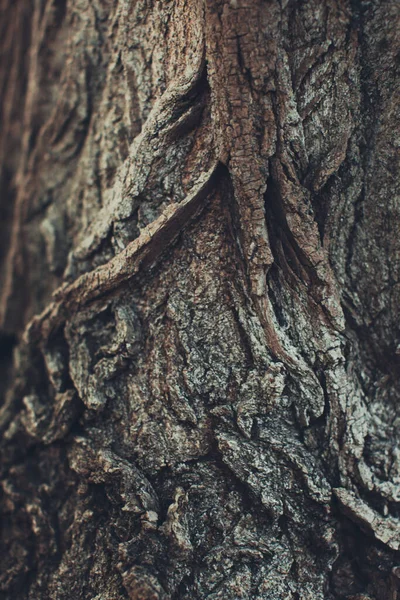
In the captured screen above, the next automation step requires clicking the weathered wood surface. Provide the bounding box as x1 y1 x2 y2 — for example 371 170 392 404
0 0 399 598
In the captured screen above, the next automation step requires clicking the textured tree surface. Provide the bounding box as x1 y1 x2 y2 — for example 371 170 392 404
1 0 400 598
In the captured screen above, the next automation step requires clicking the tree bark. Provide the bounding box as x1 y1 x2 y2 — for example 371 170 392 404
1 0 400 598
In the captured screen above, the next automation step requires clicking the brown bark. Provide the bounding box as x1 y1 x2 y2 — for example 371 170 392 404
1 0 400 598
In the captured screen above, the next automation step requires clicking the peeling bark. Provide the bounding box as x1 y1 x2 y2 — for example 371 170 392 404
1 1 400 599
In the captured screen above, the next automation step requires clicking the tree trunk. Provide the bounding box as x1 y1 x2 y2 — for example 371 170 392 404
1 0 399 598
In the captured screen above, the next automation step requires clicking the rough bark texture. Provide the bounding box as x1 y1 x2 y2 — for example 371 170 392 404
1 0 400 598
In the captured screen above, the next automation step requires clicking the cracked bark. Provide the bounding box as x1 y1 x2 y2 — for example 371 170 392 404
1 0 400 599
